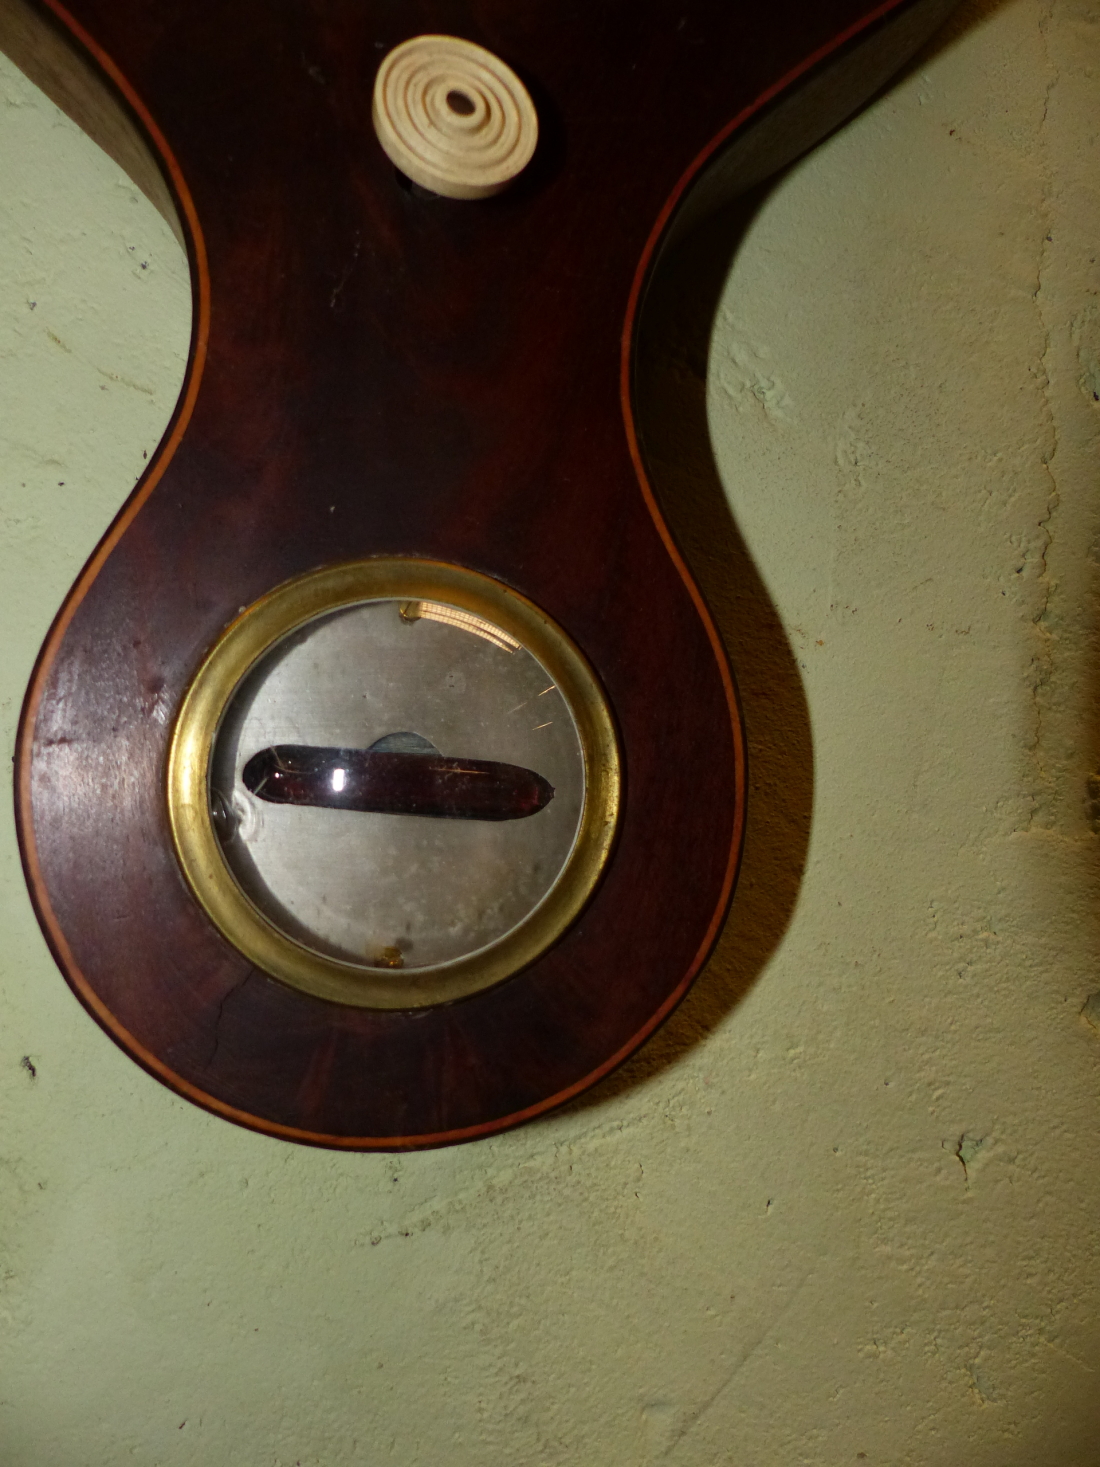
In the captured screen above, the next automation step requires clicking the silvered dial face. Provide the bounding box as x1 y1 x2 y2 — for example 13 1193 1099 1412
209 598 586 972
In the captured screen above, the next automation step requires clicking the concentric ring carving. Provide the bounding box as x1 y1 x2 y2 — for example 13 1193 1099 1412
372 34 538 200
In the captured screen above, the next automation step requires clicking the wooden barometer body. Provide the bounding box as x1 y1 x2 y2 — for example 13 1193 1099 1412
13 0 956 1147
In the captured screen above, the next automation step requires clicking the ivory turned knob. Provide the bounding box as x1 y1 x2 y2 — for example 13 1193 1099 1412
371 34 539 200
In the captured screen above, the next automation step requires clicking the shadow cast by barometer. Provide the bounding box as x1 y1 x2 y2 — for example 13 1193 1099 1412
561 188 816 1117
559 0 1015 1119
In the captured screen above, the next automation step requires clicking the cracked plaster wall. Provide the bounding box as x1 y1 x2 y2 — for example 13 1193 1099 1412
0 1 1098 1463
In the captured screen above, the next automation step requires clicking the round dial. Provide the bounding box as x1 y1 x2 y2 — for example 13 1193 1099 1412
209 596 586 972
168 560 620 1009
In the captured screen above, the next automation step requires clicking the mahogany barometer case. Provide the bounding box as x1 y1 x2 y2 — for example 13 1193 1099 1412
14 0 957 1147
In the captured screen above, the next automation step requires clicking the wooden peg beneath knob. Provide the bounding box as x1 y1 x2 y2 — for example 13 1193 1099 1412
372 34 538 200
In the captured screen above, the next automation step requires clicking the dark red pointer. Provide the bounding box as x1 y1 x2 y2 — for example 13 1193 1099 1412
241 743 555 822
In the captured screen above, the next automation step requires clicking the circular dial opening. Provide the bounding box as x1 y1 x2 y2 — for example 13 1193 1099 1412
209 597 586 973
168 559 619 1009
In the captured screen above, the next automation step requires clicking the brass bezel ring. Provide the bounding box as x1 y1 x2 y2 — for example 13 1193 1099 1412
167 559 620 1009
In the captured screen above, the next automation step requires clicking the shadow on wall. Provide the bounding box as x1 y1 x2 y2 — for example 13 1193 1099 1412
558 0 1016 1119
565 187 816 1117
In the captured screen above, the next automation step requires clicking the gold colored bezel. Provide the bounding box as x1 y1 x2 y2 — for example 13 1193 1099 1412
167 559 620 1009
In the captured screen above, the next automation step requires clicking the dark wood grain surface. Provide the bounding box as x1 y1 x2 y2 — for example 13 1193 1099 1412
15 0 952 1146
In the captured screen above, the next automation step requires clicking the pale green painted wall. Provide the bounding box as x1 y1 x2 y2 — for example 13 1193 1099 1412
1 2 1097 1462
